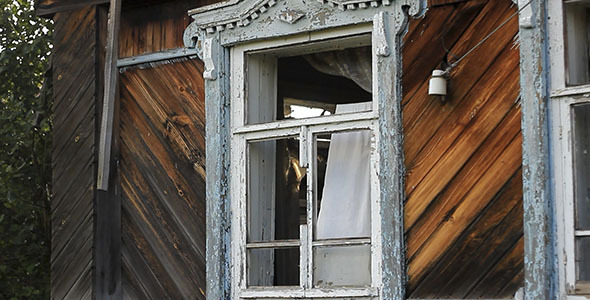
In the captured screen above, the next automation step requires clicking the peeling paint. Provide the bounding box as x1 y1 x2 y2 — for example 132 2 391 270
518 0 557 299
190 0 426 299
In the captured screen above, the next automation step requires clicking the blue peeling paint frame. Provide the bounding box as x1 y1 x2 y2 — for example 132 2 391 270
517 0 558 299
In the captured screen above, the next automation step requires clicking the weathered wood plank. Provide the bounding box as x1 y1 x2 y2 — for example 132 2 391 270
406 104 522 260
97 0 122 190
119 59 207 299
404 48 520 229
118 0 223 58
36 0 107 18
409 167 523 296
408 131 523 283
403 0 516 163
403 1 522 296
95 3 122 297
466 237 525 298
402 0 485 103
51 6 97 300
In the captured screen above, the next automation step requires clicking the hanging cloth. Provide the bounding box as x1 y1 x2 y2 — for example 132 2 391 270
314 102 372 287
304 46 372 93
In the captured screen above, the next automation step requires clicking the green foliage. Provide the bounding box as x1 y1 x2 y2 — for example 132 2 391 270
0 0 53 298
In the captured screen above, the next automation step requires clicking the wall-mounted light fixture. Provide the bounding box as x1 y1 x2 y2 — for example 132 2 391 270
428 69 448 105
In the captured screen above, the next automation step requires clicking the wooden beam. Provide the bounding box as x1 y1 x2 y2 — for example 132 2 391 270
95 2 122 299
97 0 121 191
36 0 109 17
117 48 200 68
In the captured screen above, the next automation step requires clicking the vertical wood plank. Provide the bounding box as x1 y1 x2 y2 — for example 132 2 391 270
203 35 232 300
95 2 122 298
374 10 405 300
97 0 121 190
518 0 556 298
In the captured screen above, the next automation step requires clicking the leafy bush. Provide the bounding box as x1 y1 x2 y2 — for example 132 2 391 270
0 0 53 298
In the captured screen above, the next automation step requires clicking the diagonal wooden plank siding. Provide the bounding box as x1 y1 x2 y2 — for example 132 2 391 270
118 0 223 58
51 6 97 300
402 0 523 297
119 59 207 299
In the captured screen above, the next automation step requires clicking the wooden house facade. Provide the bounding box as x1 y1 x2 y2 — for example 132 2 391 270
36 0 587 299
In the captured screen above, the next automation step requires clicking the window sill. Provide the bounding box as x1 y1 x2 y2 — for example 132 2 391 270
239 286 378 298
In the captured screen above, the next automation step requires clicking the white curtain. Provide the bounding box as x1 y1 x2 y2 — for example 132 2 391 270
314 102 372 287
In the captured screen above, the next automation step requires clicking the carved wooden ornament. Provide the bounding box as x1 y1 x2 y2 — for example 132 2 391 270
184 0 426 50
183 1 426 299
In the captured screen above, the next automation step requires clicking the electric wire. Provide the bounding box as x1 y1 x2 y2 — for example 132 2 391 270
443 0 534 74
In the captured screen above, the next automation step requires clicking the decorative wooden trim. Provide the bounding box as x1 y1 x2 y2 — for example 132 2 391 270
186 0 397 35
184 0 426 48
374 10 407 300
194 1 425 299
203 35 232 300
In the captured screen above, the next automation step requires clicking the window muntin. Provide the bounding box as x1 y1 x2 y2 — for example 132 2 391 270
231 29 380 299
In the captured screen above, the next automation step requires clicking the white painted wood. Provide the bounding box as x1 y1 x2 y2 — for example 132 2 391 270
299 126 309 168
239 286 378 298
547 0 567 90
374 12 390 57
234 111 376 135
231 131 248 298
300 224 309 289
575 230 590 237
549 76 590 296
231 24 371 54
248 138 276 285
370 118 382 288
552 85 590 98
551 95 569 298
518 0 533 28
227 16 392 300
246 53 277 124
203 38 218 80
306 128 316 290
246 240 300 248
312 238 371 247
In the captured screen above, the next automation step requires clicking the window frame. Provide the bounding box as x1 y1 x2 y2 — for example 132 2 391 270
229 24 384 299
552 94 590 296
548 0 590 296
